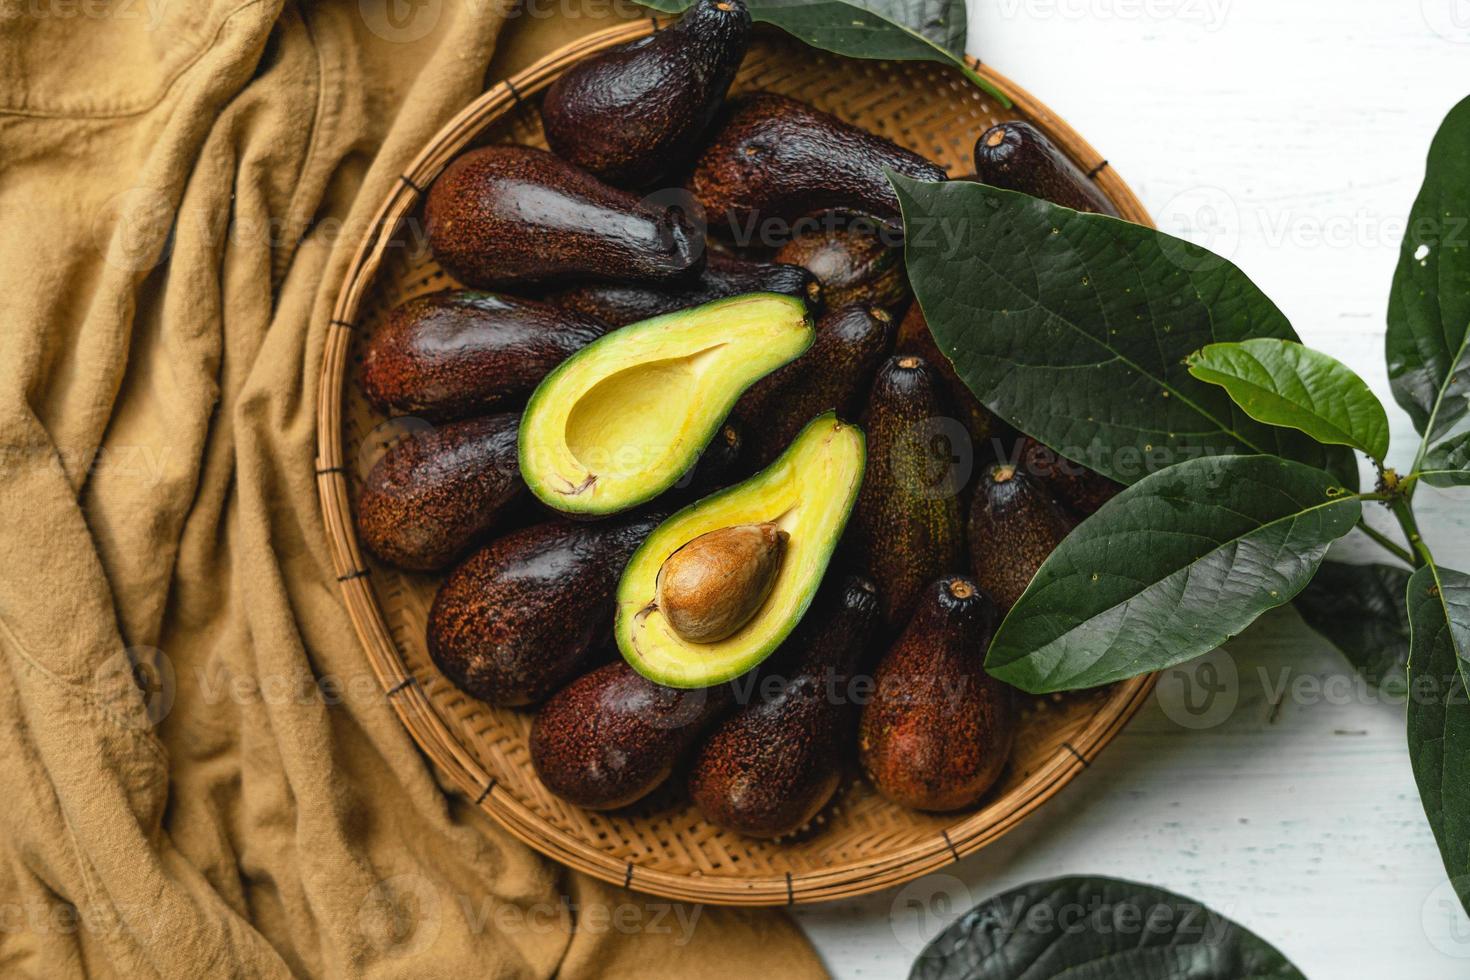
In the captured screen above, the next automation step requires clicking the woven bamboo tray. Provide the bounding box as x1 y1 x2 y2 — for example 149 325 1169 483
316 21 1156 907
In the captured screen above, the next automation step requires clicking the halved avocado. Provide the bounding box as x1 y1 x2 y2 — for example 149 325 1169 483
519 293 813 516
615 413 865 688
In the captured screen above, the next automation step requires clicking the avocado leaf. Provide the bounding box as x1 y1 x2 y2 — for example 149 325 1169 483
909 875 1306 980
1419 430 1470 487
1405 562 1470 918
986 455 1362 693
1294 561 1411 696
1388 95 1470 441
636 0 1009 105
892 176 1359 489
1187 338 1390 462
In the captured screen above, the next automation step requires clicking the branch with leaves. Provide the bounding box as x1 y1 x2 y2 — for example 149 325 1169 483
898 97 1470 920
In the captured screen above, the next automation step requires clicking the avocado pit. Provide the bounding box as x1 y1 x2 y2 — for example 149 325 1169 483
656 522 789 644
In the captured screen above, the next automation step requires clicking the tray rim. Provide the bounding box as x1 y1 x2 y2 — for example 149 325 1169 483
315 19 1159 907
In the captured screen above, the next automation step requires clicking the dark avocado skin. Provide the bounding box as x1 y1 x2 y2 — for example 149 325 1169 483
858 577 1016 812
731 305 895 468
774 227 908 312
967 462 1073 612
1018 436 1122 517
688 575 881 838
357 414 525 573
894 303 1010 451
427 514 660 706
531 662 731 810
672 421 746 497
690 93 947 233
547 253 820 328
973 121 1118 216
424 144 702 288
849 356 966 630
360 290 607 421
539 0 752 187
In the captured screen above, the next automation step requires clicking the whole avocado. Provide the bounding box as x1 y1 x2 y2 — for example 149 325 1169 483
532 662 730 810
360 290 607 421
688 575 882 838
731 305 895 468
973 121 1118 216
424 145 701 288
859 577 1016 812
427 514 660 706
357 414 525 572
848 355 966 630
539 0 752 187
691 93 947 233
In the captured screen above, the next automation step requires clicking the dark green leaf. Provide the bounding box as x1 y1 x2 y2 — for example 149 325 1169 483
1294 561 1411 696
1406 562 1470 918
1187 338 1390 461
1387 95 1470 440
909 875 1305 980
638 0 1009 104
1419 430 1470 487
893 176 1358 489
986 455 1362 693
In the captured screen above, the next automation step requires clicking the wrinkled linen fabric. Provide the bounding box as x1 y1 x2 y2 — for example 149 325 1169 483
0 1 827 976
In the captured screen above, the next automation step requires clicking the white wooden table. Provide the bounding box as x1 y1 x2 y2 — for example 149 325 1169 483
796 2 1470 976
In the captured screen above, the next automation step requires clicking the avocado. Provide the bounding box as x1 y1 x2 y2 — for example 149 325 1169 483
616 412 865 689
360 290 606 421
967 462 1073 612
894 303 1008 450
357 414 525 572
427 513 660 706
518 293 813 517
424 145 701 288
690 93 947 234
774 227 908 312
531 662 731 810
1017 435 1122 517
848 355 966 630
973 121 1118 216
548 253 821 328
732 305 895 468
858 577 1016 811
539 0 751 187
688 574 881 837
671 420 746 497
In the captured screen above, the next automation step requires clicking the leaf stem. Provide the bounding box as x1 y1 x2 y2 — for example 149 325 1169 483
1356 520 1416 566
1389 494 1435 568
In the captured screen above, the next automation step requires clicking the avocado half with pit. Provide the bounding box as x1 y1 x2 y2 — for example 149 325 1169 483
519 293 814 516
615 412 866 688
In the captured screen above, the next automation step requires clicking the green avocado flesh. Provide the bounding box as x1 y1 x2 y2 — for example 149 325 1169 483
518 293 813 516
616 412 866 688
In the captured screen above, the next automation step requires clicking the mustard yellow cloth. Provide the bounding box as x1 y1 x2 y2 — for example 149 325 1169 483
0 2 826 975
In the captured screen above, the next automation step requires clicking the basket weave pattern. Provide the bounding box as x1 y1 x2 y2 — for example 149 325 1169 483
316 23 1155 906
